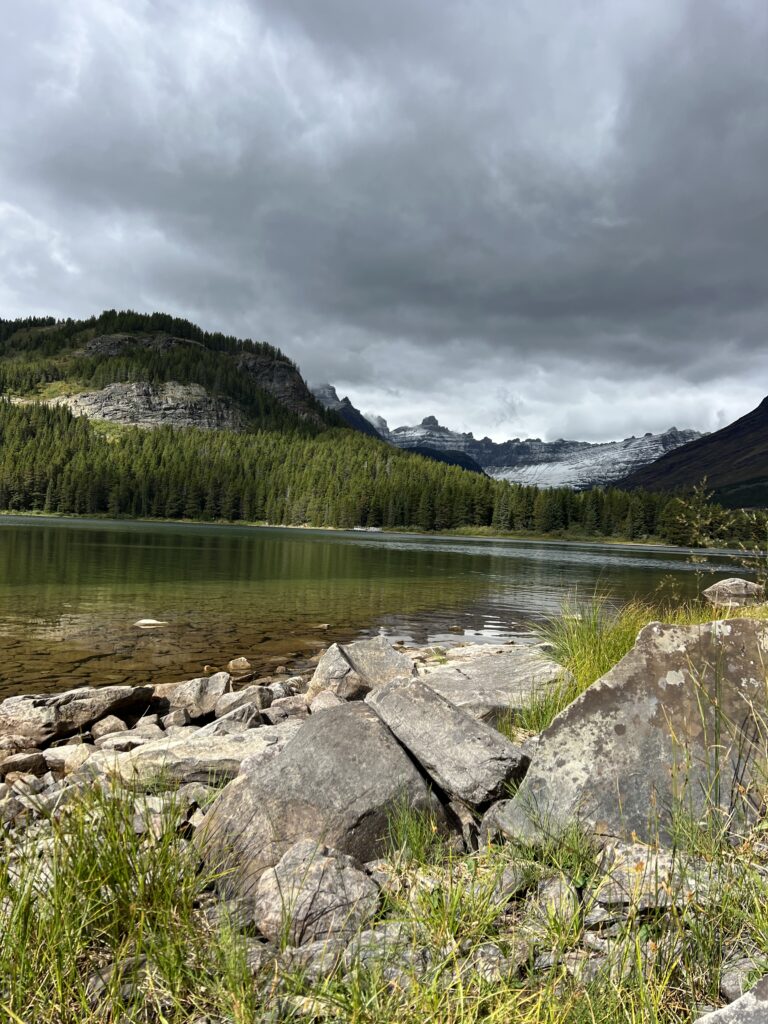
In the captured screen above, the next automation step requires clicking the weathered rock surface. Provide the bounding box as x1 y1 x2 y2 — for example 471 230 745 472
169 672 232 720
306 636 415 703
42 742 94 776
0 685 155 745
85 719 302 784
416 644 562 724
703 578 765 609
199 703 446 897
693 977 768 1022
214 686 272 718
90 715 128 741
484 620 768 845
366 676 528 805
53 381 246 431
254 840 379 945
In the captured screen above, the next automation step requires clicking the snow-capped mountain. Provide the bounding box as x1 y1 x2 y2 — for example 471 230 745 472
372 415 703 489
313 387 703 489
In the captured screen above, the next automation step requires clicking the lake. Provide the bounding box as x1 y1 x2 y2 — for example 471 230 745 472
0 515 748 697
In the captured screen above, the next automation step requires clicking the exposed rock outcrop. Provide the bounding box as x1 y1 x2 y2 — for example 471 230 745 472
53 382 246 430
483 619 768 846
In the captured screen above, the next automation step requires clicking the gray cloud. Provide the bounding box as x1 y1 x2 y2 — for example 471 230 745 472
1 0 767 441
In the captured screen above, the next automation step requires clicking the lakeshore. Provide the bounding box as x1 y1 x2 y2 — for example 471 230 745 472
0 514 750 697
2 593 768 1023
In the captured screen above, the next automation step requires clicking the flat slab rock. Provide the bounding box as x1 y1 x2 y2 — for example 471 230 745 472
694 977 768 1022
366 676 528 805
199 703 446 898
416 644 562 724
0 685 155 745
84 719 302 784
484 620 768 846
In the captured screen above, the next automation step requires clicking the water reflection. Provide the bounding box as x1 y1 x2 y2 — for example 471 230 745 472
0 516 746 695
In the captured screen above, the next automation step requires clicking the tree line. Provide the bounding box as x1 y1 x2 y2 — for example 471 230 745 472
0 400 762 546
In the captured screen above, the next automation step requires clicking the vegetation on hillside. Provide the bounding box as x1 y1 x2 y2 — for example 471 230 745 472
0 399 750 542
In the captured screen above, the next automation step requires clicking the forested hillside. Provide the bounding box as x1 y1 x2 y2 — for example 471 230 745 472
0 311 761 547
0 310 333 431
0 399 755 546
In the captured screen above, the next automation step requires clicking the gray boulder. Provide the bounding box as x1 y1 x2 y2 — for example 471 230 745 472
215 686 272 717
169 672 232 720
417 644 562 724
90 715 128 741
306 636 415 703
483 620 768 846
366 676 528 805
254 839 379 945
693 977 768 1022
703 578 764 609
0 685 155 745
84 719 302 785
199 703 446 897
261 695 309 725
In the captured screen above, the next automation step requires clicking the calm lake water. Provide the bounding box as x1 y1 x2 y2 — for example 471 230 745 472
0 515 749 696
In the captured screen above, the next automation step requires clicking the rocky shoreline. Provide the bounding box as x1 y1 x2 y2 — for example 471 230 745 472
2 589 768 1022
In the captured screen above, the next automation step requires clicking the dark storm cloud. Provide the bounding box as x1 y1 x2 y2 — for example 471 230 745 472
1 0 767 440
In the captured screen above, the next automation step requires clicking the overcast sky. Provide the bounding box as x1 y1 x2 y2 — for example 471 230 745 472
2 1 767 442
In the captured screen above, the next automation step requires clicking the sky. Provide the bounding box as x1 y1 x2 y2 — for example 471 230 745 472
2 1 767 443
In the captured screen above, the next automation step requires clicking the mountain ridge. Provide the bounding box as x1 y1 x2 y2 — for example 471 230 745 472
312 389 703 490
621 395 768 506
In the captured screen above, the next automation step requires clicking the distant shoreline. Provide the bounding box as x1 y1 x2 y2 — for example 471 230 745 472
0 508 738 556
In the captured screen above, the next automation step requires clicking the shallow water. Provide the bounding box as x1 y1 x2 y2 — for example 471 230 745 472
0 516 746 695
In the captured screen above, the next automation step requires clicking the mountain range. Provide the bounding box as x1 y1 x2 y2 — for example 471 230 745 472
311 386 702 490
622 396 768 507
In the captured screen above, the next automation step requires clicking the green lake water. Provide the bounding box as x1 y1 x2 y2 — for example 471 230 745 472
0 515 748 696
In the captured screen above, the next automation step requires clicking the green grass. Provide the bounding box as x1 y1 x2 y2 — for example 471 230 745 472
6 594 768 1022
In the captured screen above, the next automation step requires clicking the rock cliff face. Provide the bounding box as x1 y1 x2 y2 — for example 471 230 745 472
310 384 382 438
53 382 246 431
373 414 701 489
82 333 326 426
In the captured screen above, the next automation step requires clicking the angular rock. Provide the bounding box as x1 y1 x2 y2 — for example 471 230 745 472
0 685 155 745
703 578 765 609
94 733 151 753
84 719 303 785
161 708 191 729
198 705 261 736
261 695 308 725
367 676 528 805
593 841 705 911
91 715 127 741
486 620 768 845
693 977 768 1022
0 750 47 778
254 840 379 945
199 703 447 896
42 742 94 776
306 636 415 704
416 644 562 724
278 937 347 982
169 672 232 720
309 690 346 713
215 686 272 718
